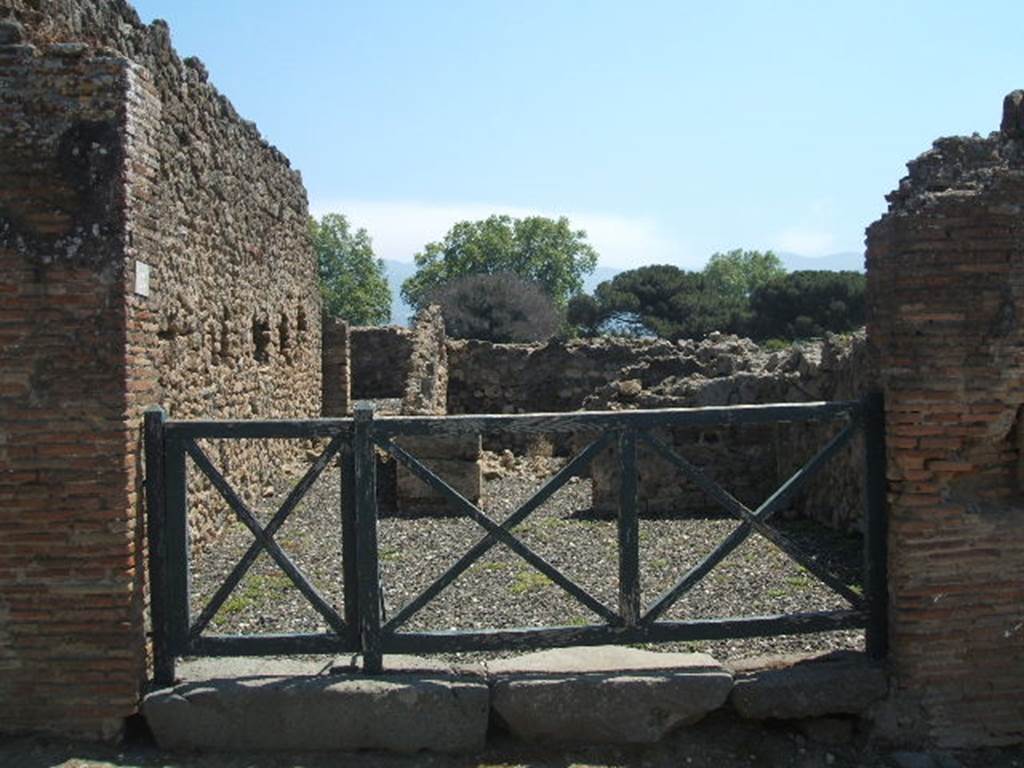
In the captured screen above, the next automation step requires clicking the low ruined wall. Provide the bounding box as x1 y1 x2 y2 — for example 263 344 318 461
447 337 678 415
865 94 1024 747
1 1 320 739
585 334 876 530
350 326 413 399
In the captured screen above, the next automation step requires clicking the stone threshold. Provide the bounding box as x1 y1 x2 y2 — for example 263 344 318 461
143 647 887 754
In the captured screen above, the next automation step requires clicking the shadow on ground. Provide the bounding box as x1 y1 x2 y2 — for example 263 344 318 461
2 712 1022 768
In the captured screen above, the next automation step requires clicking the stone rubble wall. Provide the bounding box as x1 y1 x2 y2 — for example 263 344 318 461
350 325 413 400
585 334 877 531
444 332 876 530
446 336 681 455
401 305 449 416
446 337 679 415
1 0 320 739
397 306 481 513
865 93 1024 747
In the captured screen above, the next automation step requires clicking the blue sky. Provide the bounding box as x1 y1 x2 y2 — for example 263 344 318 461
133 0 1024 270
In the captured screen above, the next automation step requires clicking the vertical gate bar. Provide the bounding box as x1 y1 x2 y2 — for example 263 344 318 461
341 442 360 642
353 404 383 673
863 391 889 659
144 407 173 687
163 433 191 670
618 429 640 626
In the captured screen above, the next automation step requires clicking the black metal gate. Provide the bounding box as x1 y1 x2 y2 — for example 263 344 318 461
144 395 887 686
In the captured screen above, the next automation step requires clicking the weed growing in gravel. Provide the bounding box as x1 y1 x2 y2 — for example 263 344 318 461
469 561 507 574
510 568 552 594
218 573 292 620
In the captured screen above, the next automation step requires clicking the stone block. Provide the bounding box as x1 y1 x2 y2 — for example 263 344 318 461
143 665 489 753
397 457 481 508
728 651 887 720
396 434 481 461
487 646 733 744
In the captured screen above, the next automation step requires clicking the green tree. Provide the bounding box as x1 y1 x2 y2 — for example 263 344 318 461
702 249 785 324
311 213 391 325
400 215 598 311
748 270 866 340
569 263 749 340
428 273 561 343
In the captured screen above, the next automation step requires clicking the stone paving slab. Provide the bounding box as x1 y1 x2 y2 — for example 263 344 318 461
487 646 733 744
728 650 888 720
144 658 489 754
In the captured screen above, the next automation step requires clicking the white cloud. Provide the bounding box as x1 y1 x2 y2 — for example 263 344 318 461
773 226 836 257
309 198 688 270
771 200 838 257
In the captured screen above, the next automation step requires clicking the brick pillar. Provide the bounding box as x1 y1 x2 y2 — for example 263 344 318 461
0 42 148 739
322 318 351 416
866 92 1024 747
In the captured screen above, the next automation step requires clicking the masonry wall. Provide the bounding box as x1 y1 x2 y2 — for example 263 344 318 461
322 319 351 417
0 39 143 741
396 306 481 512
1 0 321 738
585 334 875 529
866 95 1024 747
447 337 678 415
350 326 413 400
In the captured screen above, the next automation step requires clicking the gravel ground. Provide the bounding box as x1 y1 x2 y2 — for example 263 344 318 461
189 448 864 661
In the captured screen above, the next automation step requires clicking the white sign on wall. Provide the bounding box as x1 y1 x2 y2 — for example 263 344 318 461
135 261 151 298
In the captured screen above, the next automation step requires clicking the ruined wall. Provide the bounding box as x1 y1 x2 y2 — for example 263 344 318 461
396 306 481 513
866 93 1024 747
322 319 351 417
401 306 448 416
447 337 678 415
0 0 320 738
350 326 413 400
584 334 876 529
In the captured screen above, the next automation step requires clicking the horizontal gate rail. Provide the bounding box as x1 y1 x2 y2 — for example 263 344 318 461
145 396 886 685
382 610 868 654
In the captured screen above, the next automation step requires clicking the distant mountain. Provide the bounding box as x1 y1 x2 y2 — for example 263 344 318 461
381 260 623 326
777 251 864 273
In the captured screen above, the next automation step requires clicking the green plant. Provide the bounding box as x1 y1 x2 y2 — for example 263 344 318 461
510 569 552 595
218 573 293 619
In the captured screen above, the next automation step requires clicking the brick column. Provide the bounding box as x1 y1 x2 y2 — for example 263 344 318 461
0 40 146 739
322 318 351 416
866 92 1024 747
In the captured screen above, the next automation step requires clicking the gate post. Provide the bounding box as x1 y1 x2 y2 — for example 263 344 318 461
617 429 640 626
862 391 888 660
144 407 174 687
341 443 360 641
353 404 383 673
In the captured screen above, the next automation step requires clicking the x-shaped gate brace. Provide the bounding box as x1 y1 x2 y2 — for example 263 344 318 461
184 436 348 641
375 417 864 637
